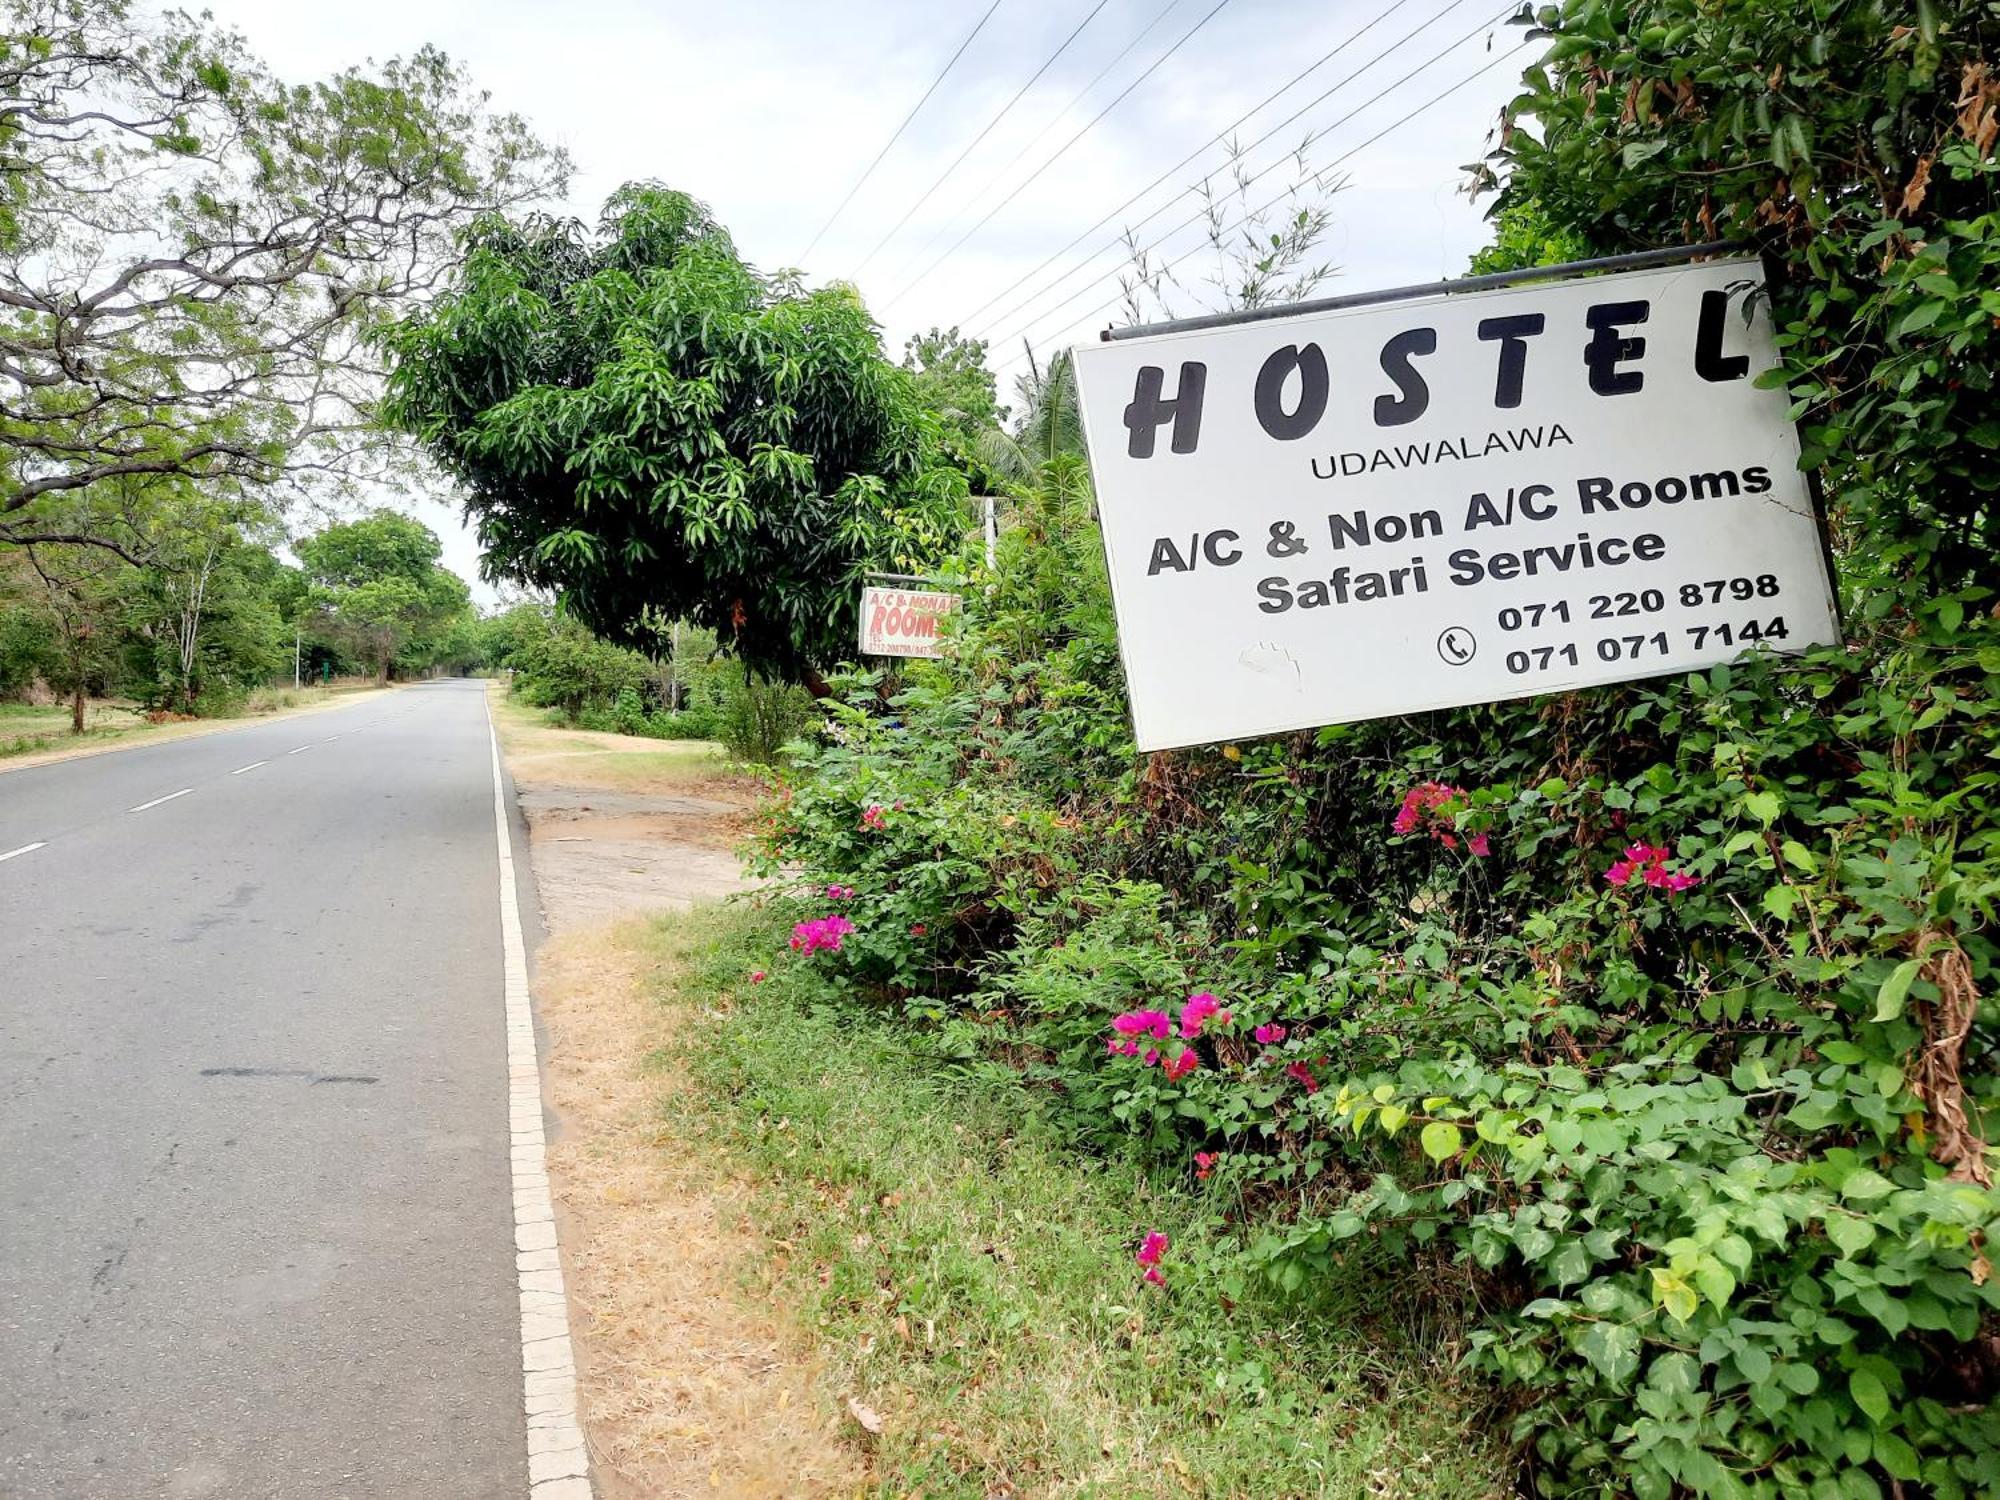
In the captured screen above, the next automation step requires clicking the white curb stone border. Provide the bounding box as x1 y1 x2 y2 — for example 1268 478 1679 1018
488 706 592 1499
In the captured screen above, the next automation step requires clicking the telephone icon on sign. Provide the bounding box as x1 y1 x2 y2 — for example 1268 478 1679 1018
1436 627 1477 666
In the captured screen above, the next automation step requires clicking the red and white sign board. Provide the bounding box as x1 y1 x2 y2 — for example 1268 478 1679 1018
858 586 960 658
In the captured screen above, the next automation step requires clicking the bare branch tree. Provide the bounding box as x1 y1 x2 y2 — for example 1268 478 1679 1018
0 0 569 559
1118 136 1345 324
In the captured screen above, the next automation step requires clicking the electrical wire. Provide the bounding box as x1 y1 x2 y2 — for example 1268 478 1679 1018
987 19 1521 364
890 0 1241 306
886 0 1189 291
852 0 1115 278
990 39 1534 377
964 0 1482 336
797 0 1006 263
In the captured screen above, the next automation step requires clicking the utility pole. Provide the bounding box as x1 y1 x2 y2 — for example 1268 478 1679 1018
293 626 301 690
982 494 997 569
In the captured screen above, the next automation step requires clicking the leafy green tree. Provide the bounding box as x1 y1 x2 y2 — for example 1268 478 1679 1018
1466 196 1592 276
903 326 1006 446
122 518 288 711
381 184 969 686
297 513 470 684
0 0 566 562
1482 0 1998 575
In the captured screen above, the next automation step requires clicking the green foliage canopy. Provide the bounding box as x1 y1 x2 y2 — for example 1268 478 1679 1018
1482 0 1999 573
297 512 470 682
382 185 970 682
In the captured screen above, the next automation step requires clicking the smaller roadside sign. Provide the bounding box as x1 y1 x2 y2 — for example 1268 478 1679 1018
858 585 960 658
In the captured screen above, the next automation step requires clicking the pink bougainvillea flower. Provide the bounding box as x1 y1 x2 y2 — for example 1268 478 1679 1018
1194 1151 1217 1180
1161 1049 1200 1082
750 970 767 984
789 913 857 955
1142 1266 1165 1286
1179 992 1222 1038
1142 1047 1160 1067
1606 841 1699 894
860 804 887 831
1112 1009 1172 1040
909 923 927 936
825 884 854 901
1393 780 1490 856
1285 1061 1320 1094
1254 1023 1288 1045
1137 1231 1169 1266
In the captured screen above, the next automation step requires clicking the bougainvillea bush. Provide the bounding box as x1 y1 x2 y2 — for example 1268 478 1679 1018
750 6 2000 1495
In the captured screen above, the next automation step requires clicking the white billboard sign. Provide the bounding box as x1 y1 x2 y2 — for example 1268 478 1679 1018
858 585 959 658
1071 258 1840 752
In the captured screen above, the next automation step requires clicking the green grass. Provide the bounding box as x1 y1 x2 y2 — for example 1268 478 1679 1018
0 700 149 758
0 682 377 761
652 903 1513 1499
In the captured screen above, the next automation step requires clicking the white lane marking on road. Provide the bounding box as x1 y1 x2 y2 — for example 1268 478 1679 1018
0 841 47 863
486 697 589 1497
286 745 311 756
231 760 267 775
129 788 193 813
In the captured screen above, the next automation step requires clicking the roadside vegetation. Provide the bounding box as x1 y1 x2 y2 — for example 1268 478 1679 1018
0 507 494 753
667 899 1510 1497
0 683 377 763
738 7 2000 1497
1 1 565 743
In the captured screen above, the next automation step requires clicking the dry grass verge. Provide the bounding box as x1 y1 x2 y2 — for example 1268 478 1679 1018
535 918 868 1499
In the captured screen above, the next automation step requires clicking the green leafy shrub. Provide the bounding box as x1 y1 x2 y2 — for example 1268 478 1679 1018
751 444 1998 1496
718 668 816 764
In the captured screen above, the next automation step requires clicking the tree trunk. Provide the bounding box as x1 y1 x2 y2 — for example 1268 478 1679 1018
802 666 831 699
71 679 85 735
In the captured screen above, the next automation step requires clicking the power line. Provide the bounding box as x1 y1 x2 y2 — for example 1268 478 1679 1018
987 15 1519 362
889 0 1241 308
852 0 1115 278
797 0 1006 263
985 5 1513 353
964 0 1479 336
992 39 1532 376
886 0 1189 292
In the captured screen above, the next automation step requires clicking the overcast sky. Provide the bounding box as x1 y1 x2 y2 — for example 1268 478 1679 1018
196 0 1535 601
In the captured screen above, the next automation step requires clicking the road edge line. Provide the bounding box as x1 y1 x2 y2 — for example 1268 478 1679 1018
486 699 592 1499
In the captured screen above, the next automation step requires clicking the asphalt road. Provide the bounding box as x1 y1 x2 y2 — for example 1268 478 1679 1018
0 680 536 1499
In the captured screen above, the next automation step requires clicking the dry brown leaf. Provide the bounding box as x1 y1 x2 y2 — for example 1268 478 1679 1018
1902 155 1934 216
1959 61 1999 157
846 1397 885 1436
1972 1251 1991 1287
